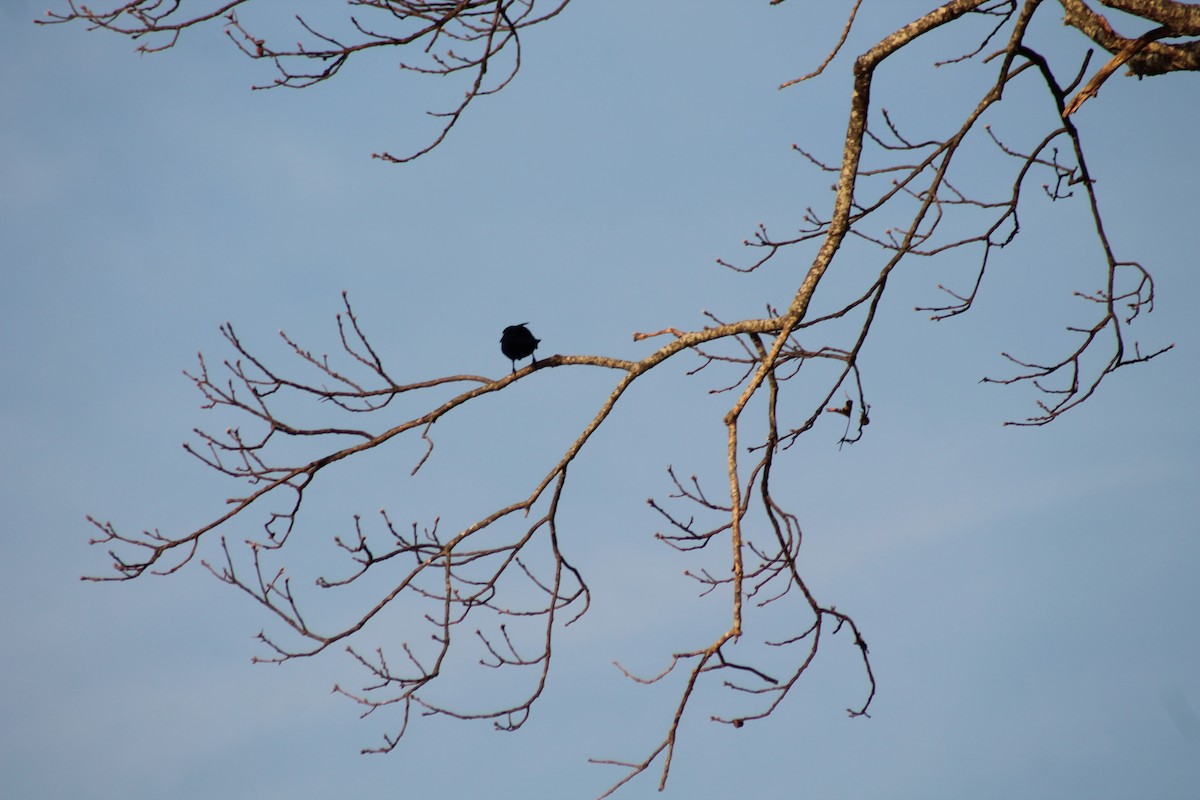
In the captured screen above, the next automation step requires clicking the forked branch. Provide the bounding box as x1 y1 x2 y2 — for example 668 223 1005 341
63 0 1187 796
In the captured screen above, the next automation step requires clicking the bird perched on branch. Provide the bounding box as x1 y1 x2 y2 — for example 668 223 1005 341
500 323 540 373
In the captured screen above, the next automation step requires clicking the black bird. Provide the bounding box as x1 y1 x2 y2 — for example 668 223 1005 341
500 323 540 373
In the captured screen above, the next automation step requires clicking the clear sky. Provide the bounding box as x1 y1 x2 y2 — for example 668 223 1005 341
2 2 1198 798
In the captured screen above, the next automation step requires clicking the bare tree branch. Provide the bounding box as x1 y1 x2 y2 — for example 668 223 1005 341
37 1 575 161
57 0 1191 795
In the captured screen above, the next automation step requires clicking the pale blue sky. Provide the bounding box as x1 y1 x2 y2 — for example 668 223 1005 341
2 2 1198 798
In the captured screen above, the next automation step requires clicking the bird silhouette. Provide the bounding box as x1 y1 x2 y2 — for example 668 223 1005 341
500 324 540 373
